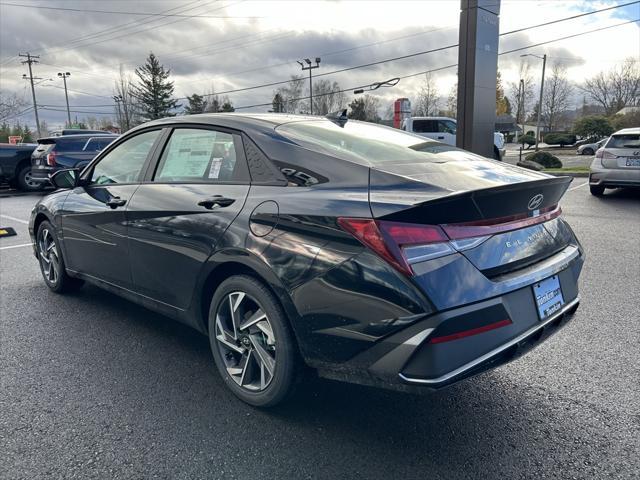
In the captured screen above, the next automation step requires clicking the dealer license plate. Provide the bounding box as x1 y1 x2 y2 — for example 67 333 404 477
532 275 565 321
624 158 640 167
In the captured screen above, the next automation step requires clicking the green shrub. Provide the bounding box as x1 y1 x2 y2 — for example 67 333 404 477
525 151 562 168
517 159 544 171
544 133 576 147
519 134 536 148
526 130 535 136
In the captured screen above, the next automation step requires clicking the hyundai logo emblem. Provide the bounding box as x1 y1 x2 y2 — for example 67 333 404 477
528 194 544 210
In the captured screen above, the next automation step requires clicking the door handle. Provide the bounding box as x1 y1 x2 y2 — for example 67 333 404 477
437 136 445 140
106 197 127 209
198 195 235 209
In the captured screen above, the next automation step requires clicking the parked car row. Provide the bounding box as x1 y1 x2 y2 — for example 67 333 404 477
0 130 117 191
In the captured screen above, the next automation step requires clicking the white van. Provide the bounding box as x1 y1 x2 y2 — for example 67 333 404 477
401 116 505 160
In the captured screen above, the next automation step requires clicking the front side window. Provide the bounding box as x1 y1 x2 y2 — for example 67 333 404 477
438 120 457 134
154 128 239 183
90 130 160 185
412 120 437 133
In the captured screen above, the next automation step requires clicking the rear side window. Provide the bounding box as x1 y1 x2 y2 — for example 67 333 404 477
154 128 242 183
412 120 437 133
606 134 640 148
55 137 89 152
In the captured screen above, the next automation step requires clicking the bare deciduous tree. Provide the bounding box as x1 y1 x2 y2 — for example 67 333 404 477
273 75 305 113
0 92 27 121
114 65 139 130
308 79 345 115
542 63 573 131
580 58 640 115
413 73 440 116
508 60 536 124
446 82 457 117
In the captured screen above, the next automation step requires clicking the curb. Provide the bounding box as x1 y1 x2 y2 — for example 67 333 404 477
543 172 589 178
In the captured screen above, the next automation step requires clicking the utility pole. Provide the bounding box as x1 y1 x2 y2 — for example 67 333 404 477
19 53 41 138
515 79 524 143
297 58 320 114
57 72 72 127
522 53 546 151
113 95 123 131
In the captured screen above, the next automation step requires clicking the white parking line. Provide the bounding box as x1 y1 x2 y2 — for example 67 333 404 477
0 214 29 225
568 181 588 192
0 243 33 251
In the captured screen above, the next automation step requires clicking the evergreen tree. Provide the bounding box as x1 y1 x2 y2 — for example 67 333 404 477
184 93 206 114
133 52 180 120
272 93 285 113
220 98 235 112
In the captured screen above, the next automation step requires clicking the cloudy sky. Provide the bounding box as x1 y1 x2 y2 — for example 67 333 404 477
1 0 638 129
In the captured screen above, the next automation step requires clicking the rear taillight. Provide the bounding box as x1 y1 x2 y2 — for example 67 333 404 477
339 206 562 275
337 218 450 276
46 151 57 166
441 205 561 240
595 148 615 160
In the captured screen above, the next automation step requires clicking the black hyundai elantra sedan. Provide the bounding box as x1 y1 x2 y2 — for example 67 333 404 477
29 113 583 406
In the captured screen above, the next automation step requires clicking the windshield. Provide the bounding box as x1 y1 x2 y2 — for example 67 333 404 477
276 120 464 166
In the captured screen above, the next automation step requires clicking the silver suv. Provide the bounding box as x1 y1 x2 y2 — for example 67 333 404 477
589 127 640 196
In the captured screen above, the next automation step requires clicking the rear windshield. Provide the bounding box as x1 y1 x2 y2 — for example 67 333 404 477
276 120 471 166
53 137 92 151
606 134 640 149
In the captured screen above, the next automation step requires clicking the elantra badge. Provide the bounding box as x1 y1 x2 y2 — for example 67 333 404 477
528 194 544 210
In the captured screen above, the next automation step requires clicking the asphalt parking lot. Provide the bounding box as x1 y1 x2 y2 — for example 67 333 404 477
1 183 639 479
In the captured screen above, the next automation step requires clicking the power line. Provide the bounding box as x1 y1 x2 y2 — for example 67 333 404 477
0 2 262 18
32 0 223 56
233 18 639 110
191 2 640 100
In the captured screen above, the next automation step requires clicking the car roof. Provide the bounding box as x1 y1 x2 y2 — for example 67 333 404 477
613 127 640 135
38 134 119 142
142 113 324 129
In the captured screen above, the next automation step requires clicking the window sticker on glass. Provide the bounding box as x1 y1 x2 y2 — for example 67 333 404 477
208 158 223 179
159 131 216 178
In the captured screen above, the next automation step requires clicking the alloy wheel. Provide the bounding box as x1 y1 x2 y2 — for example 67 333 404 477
38 228 60 284
214 291 276 392
24 170 39 188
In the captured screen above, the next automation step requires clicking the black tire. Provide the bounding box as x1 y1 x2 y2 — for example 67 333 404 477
208 275 299 407
36 220 84 293
16 164 44 192
582 147 594 156
590 185 605 196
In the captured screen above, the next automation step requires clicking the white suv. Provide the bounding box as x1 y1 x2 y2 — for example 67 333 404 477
401 116 505 160
589 127 640 196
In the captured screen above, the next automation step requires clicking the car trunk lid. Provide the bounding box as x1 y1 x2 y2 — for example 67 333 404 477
360 158 573 277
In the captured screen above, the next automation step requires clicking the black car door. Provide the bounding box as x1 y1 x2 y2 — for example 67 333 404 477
126 126 250 310
61 129 164 289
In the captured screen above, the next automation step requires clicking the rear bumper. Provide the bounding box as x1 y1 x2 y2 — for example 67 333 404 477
324 243 585 391
30 164 56 183
399 296 579 388
589 167 640 188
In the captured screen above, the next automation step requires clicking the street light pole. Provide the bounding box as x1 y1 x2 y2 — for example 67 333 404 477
57 72 72 127
522 53 547 151
515 78 524 143
297 58 320 114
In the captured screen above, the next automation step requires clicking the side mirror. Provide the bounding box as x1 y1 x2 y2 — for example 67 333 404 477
50 168 78 189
